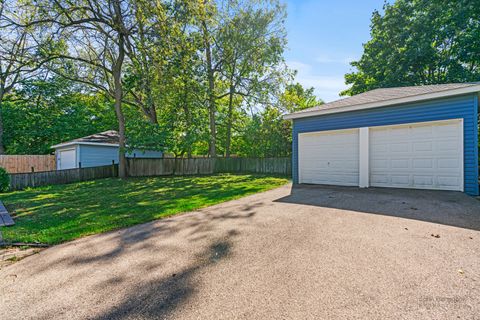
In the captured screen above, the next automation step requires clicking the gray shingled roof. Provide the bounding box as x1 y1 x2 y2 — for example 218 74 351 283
290 83 480 116
62 130 119 145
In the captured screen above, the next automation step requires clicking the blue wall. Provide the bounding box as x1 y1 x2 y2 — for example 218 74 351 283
79 145 163 168
79 145 118 167
292 94 479 196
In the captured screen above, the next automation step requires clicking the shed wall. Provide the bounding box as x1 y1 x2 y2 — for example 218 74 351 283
79 145 119 168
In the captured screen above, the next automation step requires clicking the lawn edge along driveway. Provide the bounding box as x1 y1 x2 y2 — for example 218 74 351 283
0 174 289 245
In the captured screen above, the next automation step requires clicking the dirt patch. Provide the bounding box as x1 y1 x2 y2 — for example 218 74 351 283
0 246 43 270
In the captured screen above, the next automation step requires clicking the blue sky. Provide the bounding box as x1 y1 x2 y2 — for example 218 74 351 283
284 0 387 102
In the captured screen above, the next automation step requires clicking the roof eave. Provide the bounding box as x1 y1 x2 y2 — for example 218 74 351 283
51 142 120 149
284 85 480 120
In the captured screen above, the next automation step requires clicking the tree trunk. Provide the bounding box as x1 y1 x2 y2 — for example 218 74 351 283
112 0 128 178
182 87 193 158
0 89 5 154
202 19 217 158
113 35 127 178
225 85 234 158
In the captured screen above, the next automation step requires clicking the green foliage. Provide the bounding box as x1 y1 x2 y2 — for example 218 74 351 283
3 77 117 154
236 106 291 157
0 0 320 159
278 83 323 113
0 174 288 244
125 115 168 152
343 0 480 96
0 167 10 192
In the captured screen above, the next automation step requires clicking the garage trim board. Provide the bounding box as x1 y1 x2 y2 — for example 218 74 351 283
298 118 464 192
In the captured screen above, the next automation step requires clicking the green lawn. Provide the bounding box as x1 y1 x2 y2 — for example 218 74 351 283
0 174 288 245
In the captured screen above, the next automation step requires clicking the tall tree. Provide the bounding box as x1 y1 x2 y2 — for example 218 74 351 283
197 0 219 157
342 0 480 96
30 0 138 177
0 0 45 154
217 0 287 157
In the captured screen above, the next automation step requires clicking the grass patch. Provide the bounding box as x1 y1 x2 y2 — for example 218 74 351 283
0 174 288 245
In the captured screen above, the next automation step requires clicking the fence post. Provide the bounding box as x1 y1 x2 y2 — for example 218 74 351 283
112 160 116 177
31 166 34 173
30 171 35 188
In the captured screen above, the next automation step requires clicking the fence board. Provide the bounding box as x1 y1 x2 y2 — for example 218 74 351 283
127 157 290 177
8 158 290 191
0 155 56 173
9 164 118 190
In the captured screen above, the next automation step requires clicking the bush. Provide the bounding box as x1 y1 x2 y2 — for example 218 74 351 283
0 167 10 192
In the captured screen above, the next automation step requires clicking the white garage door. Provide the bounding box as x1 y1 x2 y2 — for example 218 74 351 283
58 149 76 170
298 129 359 186
370 119 463 191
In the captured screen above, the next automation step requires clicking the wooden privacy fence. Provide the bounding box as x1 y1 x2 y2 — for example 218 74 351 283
8 157 291 190
9 164 118 190
214 157 291 175
126 158 215 176
126 157 291 177
0 155 56 173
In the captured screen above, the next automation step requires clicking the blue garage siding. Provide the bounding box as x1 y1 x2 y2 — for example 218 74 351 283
292 94 479 196
79 145 119 168
79 145 164 168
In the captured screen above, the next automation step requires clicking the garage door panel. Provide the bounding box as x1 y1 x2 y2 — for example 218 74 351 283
413 175 434 187
392 175 410 184
301 173 358 184
435 123 460 137
391 159 410 169
413 159 433 169
372 159 389 169
437 158 461 169
390 142 410 152
371 174 389 184
59 149 76 170
299 129 359 186
370 119 463 191
437 140 460 152
413 141 433 152
437 176 461 187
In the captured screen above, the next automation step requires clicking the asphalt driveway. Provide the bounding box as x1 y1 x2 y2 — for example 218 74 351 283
1 184 480 320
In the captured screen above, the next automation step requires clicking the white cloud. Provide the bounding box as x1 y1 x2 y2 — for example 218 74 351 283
287 60 348 102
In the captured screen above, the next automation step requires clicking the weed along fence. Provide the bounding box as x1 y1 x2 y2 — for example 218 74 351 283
8 157 291 191
0 155 56 173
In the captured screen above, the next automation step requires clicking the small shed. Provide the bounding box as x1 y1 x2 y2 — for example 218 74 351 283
51 131 163 170
285 83 479 196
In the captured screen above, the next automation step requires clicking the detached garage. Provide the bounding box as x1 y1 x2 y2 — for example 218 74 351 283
52 131 163 170
285 83 479 196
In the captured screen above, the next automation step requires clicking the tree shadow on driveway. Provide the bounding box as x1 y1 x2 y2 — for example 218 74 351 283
274 184 480 231
94 237 235 320
0 200 264 319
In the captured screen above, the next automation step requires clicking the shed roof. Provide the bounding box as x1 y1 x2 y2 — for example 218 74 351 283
285 83 480 120
52 131 120 149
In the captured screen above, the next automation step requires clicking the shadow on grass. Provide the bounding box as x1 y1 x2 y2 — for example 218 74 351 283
0 174 287 244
